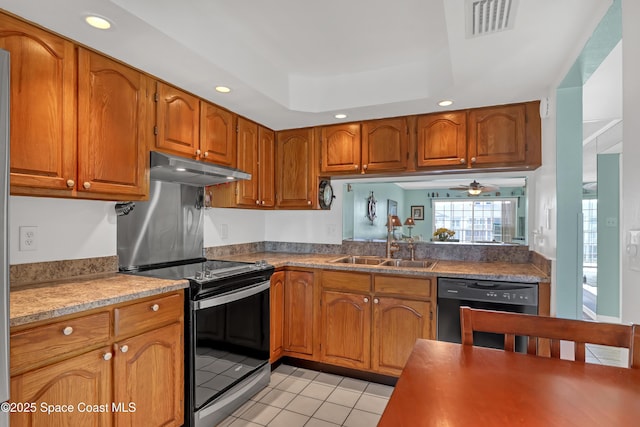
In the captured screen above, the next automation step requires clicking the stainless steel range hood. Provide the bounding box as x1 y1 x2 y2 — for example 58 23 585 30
150 151 250 187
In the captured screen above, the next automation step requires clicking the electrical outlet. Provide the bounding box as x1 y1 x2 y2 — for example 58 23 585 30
19 226 38 251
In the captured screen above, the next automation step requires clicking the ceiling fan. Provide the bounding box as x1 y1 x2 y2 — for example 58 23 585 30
449 180 499 196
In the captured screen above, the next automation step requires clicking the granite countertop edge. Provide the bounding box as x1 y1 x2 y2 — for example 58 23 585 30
10 273 189 328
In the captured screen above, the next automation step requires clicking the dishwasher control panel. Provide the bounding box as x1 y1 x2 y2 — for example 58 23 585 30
438 278 538 307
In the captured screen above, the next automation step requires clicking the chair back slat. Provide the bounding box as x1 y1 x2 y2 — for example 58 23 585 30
460 307 638 369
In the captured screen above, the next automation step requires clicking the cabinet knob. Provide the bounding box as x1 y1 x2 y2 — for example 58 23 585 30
256 200 260 205
62 326 74 336
307 200 312 206
354 165 359 170
363 164 368 170
261 201 265 205
374 298 379 304
196 149 201 156
151 304 160 312
103 352 112 361
459 158 466 164
203 152 208 158
120 345 129 353
471 157 477 163
363 297 369 303
83 182 91 189
66 179 75 188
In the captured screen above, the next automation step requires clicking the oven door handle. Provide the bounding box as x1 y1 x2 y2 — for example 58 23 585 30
194 280 270 310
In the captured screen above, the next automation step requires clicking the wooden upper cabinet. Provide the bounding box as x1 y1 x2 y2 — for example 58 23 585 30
200 102 236 166
1 13 77 192
236 118 259 207
320 124 361 173
77 48 149 198
417 112 467 168
362 117 408 173
155 82 200 158
468 104 527 166
276 128 316 208
258 126 276 208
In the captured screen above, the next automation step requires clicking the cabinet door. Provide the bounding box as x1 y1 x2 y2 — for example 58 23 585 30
468 104 526 166
236 117 259 207
258 126 276 208
200 102 236 166
0 14 76 193
372 297 431 376
155 82 200 158
276 128 315 208
113 322 184 427
320 124 361 174
10 347 112 427
77 49 149 198
361 118 408 173
270 271 285 363
283 271 314 355
321 290 371 370
417 112 467 168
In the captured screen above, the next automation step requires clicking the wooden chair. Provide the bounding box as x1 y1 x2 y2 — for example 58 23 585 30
460 306 640 368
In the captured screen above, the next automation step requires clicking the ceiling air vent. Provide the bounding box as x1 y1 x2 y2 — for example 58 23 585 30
466 0 518 38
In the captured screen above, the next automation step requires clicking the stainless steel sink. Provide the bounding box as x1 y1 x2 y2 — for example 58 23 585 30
328 256 386 265
380 259 436 269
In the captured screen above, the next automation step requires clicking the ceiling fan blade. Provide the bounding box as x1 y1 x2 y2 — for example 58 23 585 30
448 185 470 191
479 184 499 192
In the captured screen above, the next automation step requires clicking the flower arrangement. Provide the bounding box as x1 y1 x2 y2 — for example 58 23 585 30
433 227 456 241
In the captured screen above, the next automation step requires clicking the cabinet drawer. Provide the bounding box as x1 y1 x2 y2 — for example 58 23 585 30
321 270 371 293
374 275 432 298
10 312 110 374
115 292 183 338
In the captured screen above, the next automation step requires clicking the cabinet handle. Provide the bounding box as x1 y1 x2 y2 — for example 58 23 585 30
471 157 477 163
83 182 91 189
374 298 379 304
103 352 112 361
66 179 75 188
120 345 129 353
62 326 73 336
363 297 369 303
151 304 160 312
459 158 466 164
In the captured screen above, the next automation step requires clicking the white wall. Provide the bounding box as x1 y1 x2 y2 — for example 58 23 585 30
621 0 640 323
9 196 116 265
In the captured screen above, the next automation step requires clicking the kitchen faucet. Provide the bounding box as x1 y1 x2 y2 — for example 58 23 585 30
386 215 400 258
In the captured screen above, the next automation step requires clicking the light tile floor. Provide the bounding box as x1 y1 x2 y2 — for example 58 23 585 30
216 364 394 427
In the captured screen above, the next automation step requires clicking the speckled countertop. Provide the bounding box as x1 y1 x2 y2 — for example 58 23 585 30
10 273 188 327
215 252 549 283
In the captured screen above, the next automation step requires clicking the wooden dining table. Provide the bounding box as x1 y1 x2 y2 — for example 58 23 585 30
379 339 640 426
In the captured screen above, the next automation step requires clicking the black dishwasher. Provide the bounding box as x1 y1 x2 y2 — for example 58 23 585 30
437 277 538 352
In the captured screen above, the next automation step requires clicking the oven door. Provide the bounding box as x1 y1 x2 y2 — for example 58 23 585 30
191 280 270 411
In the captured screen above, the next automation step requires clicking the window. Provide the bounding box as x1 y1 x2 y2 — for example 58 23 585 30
582 199 597 265
433 199 518 242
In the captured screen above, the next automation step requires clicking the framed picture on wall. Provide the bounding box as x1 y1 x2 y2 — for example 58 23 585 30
411 205 424 220
387 199 398 216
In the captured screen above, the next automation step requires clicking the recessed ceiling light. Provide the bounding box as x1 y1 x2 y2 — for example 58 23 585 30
85 15 112 30
215 86 231 93
438 100 454 107
334 114 347 119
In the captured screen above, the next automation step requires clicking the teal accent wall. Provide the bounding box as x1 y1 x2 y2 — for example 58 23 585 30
596 153 620 317
346 183 406 240
555 0 621 319
556 87 584 319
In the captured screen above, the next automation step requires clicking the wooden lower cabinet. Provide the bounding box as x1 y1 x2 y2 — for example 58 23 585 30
270 271 285 362
283 270 315 356
113 322 183 427
9 291 184 427
320 291 371 370
372 297 432 376
10 347 112 427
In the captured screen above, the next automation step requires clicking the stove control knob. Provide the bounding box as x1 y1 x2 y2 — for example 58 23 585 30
205 270 214 279
195 271 204 280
